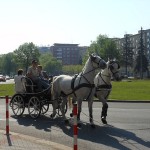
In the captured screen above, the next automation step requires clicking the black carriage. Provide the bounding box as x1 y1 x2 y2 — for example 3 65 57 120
10 77 67 119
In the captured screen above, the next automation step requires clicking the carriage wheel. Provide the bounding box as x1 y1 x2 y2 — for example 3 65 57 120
11 94 25 116
28 96 41 119
57 102 68 117
41 101 49 114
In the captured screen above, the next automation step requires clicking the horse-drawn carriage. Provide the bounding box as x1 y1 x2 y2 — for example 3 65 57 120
10 76 67 119
10 54 120 127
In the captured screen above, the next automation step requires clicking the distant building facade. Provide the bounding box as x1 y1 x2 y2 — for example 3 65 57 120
113 29 150 76
114 30 150 64
50 43 88 65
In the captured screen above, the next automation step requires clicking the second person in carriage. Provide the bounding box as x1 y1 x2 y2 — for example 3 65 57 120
27 60 50 92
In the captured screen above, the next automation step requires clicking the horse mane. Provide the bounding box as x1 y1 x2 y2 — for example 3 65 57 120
81 57 90 72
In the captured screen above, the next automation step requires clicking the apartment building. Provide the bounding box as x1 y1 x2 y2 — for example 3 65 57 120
50 43 88 65
115 29 150 63
114 29 150 75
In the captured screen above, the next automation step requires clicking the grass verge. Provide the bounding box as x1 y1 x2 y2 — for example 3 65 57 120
109 79 150 101
0 80 150 101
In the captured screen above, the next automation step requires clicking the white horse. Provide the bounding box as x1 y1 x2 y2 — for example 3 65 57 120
94 60 120 124
51 53 107 127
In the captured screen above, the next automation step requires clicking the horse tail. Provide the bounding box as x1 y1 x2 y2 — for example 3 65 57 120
51 80 54 96
51 76 60 97
51 76 57 96
67 96 72 109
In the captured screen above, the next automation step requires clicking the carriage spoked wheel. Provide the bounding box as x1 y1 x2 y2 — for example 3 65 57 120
56 98 68 116
40 100 49 115
11 94 25 116
28 96 41 119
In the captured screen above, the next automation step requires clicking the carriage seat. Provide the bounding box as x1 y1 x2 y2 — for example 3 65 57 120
21 77 38 93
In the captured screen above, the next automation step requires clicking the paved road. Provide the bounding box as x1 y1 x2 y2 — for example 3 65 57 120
0 99 150 150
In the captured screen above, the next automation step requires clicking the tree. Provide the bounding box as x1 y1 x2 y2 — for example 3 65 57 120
122 34 134 75
39 53 62 75
62 65 82 75
134 27 148 79
14 42 40 73
84 35 120 63
0 53 17 75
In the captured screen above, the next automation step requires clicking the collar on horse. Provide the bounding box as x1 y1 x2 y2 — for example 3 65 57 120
71 74 95 98
96 72 112 90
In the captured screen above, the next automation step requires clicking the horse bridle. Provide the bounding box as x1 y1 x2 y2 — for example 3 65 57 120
80 56 104 84
109 61 120 76
98 61 120 85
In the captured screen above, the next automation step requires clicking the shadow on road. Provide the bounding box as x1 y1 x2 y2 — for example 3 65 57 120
11 114 150 150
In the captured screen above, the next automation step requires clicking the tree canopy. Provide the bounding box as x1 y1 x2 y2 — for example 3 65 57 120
39 53 62 75
14 42 40 72
84 35 120 63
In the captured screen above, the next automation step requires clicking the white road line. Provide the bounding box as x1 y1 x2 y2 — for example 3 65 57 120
0 118 16 121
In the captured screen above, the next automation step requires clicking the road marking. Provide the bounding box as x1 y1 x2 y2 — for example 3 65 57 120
0 119 16 122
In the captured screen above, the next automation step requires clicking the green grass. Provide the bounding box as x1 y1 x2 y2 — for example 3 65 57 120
109 79 150 101
0 84 15 97
0 80 150 100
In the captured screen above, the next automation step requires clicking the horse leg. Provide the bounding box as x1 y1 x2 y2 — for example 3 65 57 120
101 102 108 124
77 99 82 127
88 98 95 128
60 97 69 124
50 99 57 118
97 91 109 124
70 97 76 117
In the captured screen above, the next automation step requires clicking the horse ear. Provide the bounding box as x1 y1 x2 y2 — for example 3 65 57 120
90 54 96 61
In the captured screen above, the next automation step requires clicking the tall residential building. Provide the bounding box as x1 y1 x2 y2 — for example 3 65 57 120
114 29 150 75
50 43 88 65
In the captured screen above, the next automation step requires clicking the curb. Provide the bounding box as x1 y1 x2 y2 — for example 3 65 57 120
0 96 150 103
107 100 150 103
0 130 72 150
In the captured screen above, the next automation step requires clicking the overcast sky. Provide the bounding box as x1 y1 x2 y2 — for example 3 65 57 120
0 0 150 54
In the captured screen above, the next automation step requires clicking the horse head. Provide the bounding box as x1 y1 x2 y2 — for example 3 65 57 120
108 60 120 81
90 53 106 69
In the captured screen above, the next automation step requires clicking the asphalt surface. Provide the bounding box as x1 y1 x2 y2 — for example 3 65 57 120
0 99 150 150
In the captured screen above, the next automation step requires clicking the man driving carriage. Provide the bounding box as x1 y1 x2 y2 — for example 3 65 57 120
27 60 49 92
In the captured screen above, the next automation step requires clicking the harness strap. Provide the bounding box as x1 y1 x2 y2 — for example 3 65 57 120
97 84 112 89
71 74 78 97
61 83 95 97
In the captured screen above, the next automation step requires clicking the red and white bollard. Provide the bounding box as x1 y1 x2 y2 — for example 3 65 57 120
73 103 78 150
6 95 9 135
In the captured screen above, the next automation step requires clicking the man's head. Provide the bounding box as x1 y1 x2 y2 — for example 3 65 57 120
32 59 37 64
18 69 23 75
31 60 38 67
37 65 42 72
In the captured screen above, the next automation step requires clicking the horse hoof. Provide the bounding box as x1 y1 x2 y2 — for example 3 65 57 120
101 117 107 124
90 124 96 128
70 113 73 117
77 123 81 128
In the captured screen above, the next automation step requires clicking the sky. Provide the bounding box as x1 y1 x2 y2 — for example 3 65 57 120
0 0 150 54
